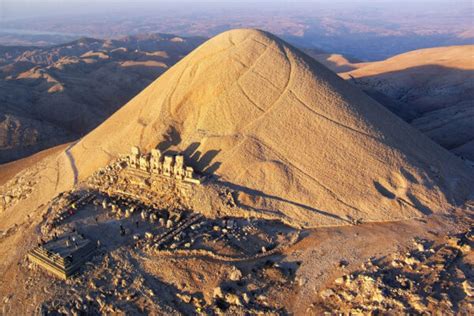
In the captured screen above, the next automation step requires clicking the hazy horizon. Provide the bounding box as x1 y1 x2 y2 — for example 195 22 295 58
0 0 472 60
1 0 472 19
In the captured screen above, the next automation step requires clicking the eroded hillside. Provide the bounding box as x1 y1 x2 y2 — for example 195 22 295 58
339 45 474 162
0 34 205 163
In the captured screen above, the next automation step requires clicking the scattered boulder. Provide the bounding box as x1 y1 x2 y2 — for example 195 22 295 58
225 293 242 306
320 289 335 299
213 287 224 299
463 280 473 297
177 293 192 304
229 268 243 281
335 277 345 285
242 292 251 304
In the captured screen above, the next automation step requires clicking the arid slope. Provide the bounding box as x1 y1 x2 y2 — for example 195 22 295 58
303 48 361 73
0 34 204 163
341 45 474 160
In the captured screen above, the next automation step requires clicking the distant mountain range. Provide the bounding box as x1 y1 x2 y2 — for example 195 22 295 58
0 34 205 163
0 33 472 166
337 45 474 163
304 46 474 164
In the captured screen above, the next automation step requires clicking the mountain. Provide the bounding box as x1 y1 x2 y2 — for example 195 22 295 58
3 29 471 228
340 45 474 162
0 34 205 163
302 48 361 73
0 28 473 315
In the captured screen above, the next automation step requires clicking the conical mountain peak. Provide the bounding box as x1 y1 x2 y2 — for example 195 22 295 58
18 29 474 227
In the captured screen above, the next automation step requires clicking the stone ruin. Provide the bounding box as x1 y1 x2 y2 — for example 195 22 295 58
27 233 95 280
128 146 203 184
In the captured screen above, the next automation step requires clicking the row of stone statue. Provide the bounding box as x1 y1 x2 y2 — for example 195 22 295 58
128 147 202 184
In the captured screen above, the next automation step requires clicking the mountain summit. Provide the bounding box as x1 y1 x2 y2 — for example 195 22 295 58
7 29 474 227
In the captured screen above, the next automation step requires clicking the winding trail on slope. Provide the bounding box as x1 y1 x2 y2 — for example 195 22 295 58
65 141 79 185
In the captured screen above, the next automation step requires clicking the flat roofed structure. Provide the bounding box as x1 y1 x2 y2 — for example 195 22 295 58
27 233 95 279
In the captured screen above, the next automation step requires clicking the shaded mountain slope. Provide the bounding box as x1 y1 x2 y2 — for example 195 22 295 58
303 48 361 73
341 45 474 160
0 34 205 163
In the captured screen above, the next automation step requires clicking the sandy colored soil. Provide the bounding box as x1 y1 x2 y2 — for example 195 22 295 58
0 143 68 186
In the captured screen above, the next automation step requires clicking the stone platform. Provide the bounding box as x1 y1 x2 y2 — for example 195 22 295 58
28 233 95 279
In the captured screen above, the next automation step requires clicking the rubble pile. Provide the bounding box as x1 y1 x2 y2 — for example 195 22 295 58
37 251 298 315
85 154 192 214
211 260 297 314
146 217 298 261
316 229 473 314
37 252 179 315
20 147 301 314
0 167 38 212
30 146 297 265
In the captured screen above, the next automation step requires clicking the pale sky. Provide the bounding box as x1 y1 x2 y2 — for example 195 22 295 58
0 0 471 20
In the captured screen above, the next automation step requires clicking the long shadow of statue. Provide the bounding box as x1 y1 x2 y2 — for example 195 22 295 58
157 126 181 152
183 142 221 175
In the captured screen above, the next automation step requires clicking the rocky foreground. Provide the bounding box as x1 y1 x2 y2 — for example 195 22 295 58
315 226 473 314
